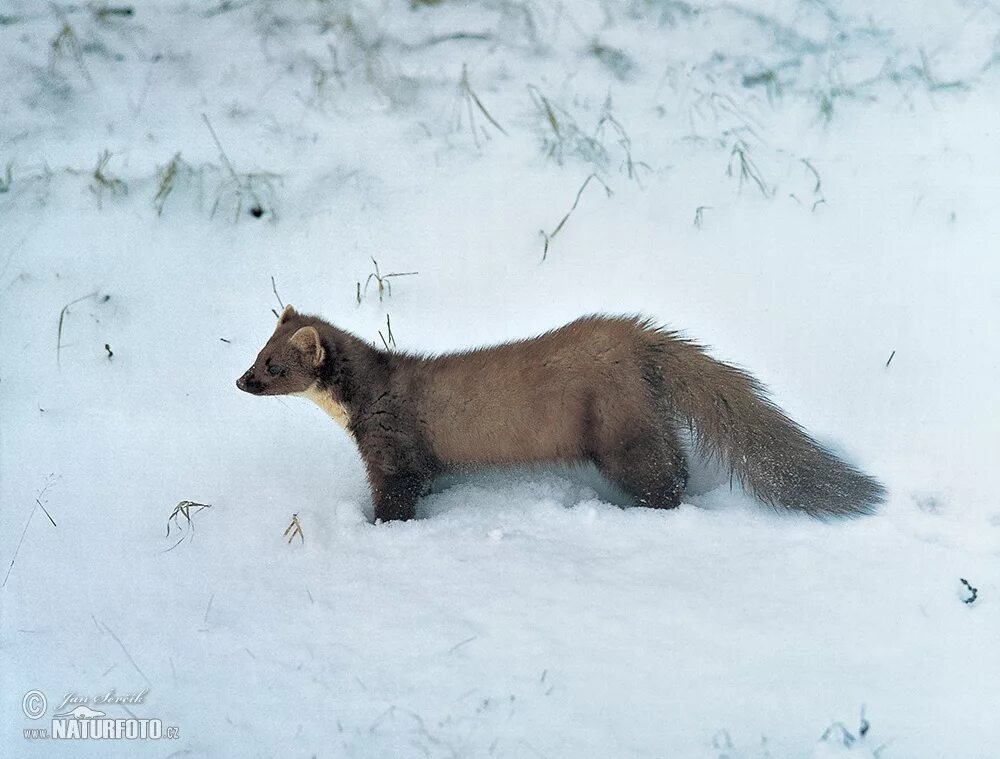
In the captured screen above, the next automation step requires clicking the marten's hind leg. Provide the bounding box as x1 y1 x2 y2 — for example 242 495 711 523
594 426 688 510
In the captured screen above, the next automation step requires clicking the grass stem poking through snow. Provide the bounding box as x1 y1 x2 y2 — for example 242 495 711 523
202 113 276 222
527 85 609 169
540 173 612 260
727 140 771 197
801 158 822 194
885 350 896 368
163 500 212 552
90 150 128 208
57 291 100 368
378 314 396 350
283 513 304 544
96 618 150 685
271 276 284 311
91 5 135 21
694 205 712 228
595 113 651 186
49 21 94 88
153 152 189 216
456 63 508 149
2 480 58 589
363 257 418 301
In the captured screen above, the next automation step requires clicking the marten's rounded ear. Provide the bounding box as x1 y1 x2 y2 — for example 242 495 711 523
278 304 297 324
290 326 325 366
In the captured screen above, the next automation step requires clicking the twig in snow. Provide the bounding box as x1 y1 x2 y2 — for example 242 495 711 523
884 350 896 368
960 578 978 605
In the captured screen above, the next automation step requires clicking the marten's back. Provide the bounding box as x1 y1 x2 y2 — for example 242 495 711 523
407 316 652 468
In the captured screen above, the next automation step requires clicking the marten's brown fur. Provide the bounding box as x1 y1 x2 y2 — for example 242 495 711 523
237 306 884 522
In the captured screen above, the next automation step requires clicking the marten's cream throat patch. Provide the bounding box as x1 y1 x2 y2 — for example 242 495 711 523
295 383 353 438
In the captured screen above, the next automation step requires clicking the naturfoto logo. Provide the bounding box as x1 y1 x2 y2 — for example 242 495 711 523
21 688 180 741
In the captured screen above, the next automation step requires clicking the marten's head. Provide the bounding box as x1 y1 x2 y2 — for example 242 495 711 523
237 305 326 396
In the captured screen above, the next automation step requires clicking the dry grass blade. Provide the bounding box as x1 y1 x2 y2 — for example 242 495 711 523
163 500 212 552
363 257 418 302
271 276 284 310
57 291 100 368
596 114 651 184
527 85 609 169
378 314 396 350
49 21 95 88
727 141 771 197
202 114 239 182
153 152 188 216
528 85 560 138
36 498 57 527
455 63 508 149
540 173 613 260
461 64 508 135
92 5 135 21
2 481 58 588
90 151 128 207
166 500 212 537
693 205 712 228
1 507 36 588
283 513 304 544
801 158 822 194
202 113 275 222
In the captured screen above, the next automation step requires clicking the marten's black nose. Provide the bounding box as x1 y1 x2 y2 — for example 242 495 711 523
236 369 253 392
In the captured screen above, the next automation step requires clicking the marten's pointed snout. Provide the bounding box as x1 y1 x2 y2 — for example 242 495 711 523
236 368 255 393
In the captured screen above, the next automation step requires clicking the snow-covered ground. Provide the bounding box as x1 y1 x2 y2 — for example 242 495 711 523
2 1 999 756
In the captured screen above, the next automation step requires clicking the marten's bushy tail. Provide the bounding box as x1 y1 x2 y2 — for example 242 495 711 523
646 327 885 516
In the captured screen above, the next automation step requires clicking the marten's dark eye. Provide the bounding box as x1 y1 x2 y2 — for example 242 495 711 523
267 363 284 376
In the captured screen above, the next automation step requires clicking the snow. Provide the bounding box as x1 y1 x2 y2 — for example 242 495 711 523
2 0 999 756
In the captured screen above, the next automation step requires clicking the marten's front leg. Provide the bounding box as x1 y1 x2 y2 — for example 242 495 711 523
355 406 438 522
367 468 427 522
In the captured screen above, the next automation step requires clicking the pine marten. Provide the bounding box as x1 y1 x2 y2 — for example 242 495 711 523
237 305 884 522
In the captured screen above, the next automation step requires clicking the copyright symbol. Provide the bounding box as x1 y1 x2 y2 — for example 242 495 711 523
22 690 47 720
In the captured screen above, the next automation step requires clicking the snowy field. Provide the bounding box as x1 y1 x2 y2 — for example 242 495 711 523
2 0 999 756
